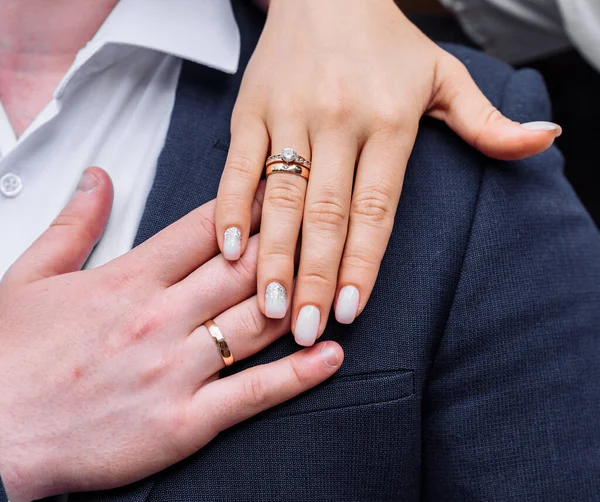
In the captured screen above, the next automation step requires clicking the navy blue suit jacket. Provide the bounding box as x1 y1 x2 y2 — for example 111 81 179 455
3 1 598 501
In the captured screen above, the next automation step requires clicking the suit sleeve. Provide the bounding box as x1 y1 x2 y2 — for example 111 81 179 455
422 67 600 501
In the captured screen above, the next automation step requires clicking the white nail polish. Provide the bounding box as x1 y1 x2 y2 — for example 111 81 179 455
265 282 287 319
223 227 242 261
295 306 320 346
335 286 360 324
521 121 562 133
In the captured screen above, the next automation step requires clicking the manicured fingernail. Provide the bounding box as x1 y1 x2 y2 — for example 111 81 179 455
223 227 242 261
265 282 287 319
335 285 360 324
295 305 320 346
521 121 562 136
77 169 98 193
320 342 339 368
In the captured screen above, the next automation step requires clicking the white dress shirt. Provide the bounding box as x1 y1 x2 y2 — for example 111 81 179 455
0 0 241 280
441 0 600 72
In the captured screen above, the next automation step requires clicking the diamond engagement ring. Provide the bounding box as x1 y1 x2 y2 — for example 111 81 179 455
266 148 311 169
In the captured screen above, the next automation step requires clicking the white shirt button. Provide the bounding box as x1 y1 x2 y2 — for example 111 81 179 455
0 173 23 198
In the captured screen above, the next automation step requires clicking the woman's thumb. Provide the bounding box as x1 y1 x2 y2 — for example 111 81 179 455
429 54 561 161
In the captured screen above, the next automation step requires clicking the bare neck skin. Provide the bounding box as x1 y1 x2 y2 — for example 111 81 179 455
0 0 119 136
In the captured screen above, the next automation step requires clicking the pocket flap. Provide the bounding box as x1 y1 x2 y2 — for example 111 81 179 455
261 369 414 421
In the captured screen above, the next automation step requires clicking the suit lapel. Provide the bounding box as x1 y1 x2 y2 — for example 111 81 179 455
132 61 235 248
133 0 264 248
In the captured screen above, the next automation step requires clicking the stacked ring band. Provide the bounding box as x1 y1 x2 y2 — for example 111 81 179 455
266 162 310 180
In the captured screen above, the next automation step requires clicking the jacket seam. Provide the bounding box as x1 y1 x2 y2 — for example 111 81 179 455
432 160 484 361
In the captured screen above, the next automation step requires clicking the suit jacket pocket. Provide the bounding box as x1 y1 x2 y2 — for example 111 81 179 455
258 369 414 421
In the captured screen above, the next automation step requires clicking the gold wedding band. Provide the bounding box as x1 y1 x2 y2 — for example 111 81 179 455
265 163 310 180
203 319 234 367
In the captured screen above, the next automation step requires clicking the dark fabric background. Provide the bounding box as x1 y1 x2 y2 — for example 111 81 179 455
412 15 600 226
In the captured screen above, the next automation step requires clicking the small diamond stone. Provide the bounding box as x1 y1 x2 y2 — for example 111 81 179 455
281 148 296 163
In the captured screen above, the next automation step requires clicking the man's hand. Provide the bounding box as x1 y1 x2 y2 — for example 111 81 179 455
0 168 343 502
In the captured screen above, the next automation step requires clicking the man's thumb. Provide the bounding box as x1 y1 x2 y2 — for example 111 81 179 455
429 54 561 161
3 167 113 286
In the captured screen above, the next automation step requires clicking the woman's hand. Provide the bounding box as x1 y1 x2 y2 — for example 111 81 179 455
215 0 561 346
0 169 342 502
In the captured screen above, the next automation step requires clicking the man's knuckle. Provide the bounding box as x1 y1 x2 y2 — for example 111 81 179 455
50 212 78 229
305 197 348 230
229 252 257 287
289 357 309 387
51 214 97 243
123 307 169 345
165 406 188 438
139 352 172 386
162 404 198 457
188 211 216 243
103 261 145 292
243 373 270 408
253 181 266 208
238 306 267 339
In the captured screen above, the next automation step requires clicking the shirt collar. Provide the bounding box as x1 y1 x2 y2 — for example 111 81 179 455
91 0 241 74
